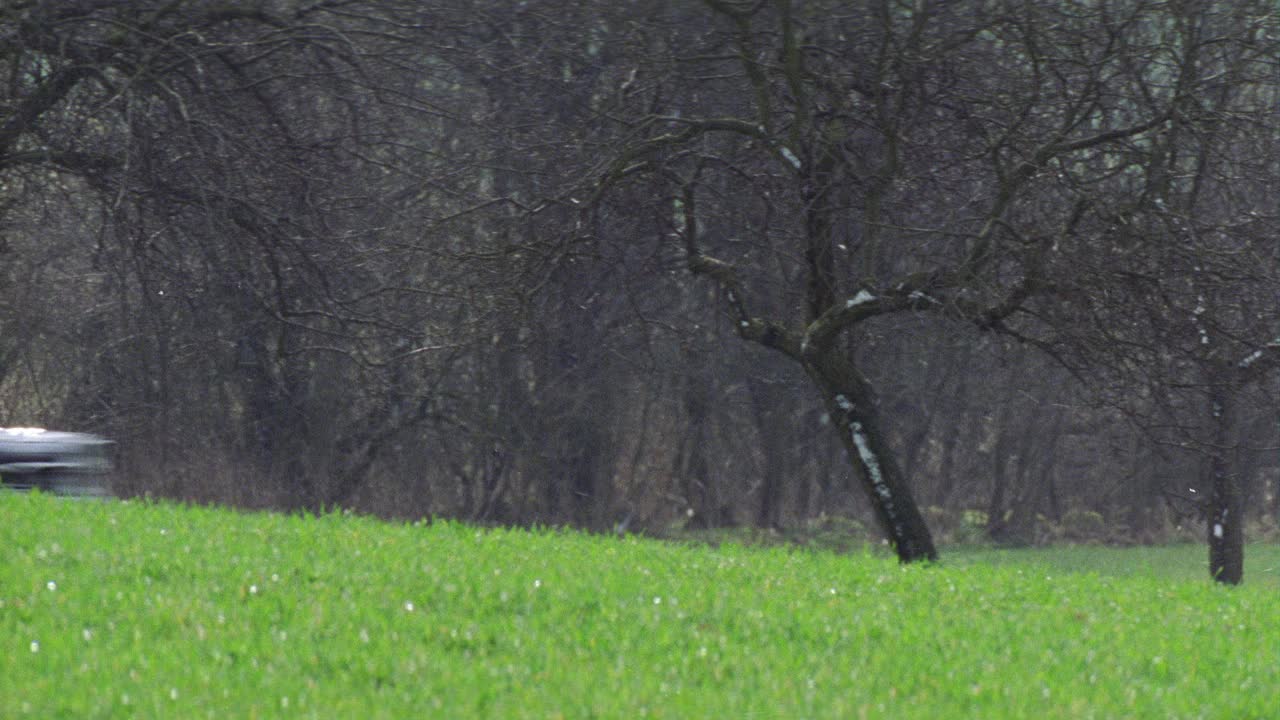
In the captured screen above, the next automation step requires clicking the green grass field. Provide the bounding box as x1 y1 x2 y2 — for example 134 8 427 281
3 492 1277 719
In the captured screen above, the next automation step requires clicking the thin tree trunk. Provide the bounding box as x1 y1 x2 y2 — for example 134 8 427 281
1274 410 1280 524
748 375 789 530
678 369 717 528
1208 385 1243 584
932 412 972 509
986 449 1013 543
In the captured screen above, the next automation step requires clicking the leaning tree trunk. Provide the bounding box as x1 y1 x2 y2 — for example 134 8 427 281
674 165 936 560
807 350 938 563
1207 385 1243 585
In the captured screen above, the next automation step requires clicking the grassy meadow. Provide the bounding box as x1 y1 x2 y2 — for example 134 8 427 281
2 492 1277 719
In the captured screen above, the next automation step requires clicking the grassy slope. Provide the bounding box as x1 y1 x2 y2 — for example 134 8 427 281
2 493 1276 719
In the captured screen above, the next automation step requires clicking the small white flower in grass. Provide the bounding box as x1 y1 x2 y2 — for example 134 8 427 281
30 641 39 653
170 688 179 701
404 601 415 612
533 579 542 588
653 596 661 605
249 584 258 595
46 581 56 591
82 628 93 642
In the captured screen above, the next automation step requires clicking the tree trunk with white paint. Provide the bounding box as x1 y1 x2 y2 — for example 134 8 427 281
1207 385 1243 585
807 350 937 563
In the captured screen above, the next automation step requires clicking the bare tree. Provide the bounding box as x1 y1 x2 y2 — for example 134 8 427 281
548 0 1277 562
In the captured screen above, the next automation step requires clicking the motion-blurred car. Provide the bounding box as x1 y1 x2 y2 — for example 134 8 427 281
0 427 114 497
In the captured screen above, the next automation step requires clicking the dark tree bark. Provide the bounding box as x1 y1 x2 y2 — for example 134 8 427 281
678 362 722 530
747 374 792 530
1207 384 1243 585
806 350 937 562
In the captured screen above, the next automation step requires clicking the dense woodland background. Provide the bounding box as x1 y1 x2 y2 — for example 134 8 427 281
4 1 1280 572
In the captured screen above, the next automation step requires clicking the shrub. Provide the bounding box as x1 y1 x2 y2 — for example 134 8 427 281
1059 508 1109 544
